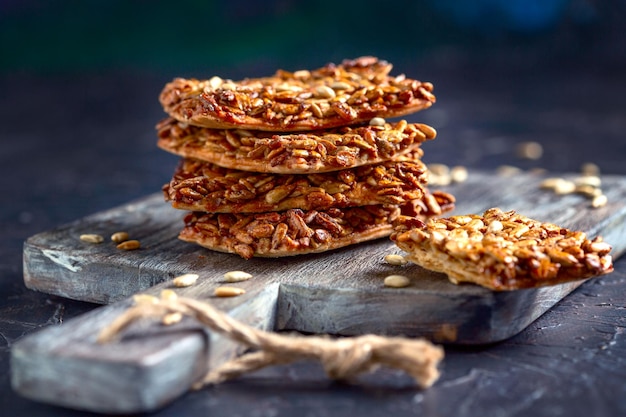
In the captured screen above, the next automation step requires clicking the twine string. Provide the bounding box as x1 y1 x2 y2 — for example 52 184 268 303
97 291 444 389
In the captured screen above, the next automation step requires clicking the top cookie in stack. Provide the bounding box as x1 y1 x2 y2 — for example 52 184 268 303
157 57 455 259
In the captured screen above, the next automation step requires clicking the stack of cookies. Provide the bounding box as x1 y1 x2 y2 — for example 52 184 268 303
156 56 455 258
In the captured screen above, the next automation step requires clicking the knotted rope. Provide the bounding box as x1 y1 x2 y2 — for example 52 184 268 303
97 291 444 389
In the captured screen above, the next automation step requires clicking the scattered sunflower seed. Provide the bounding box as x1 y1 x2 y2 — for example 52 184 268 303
214 286 246 297
591 194 608 208
540 177 576 194
116 240 140 250
110 231 129 243
223 270 253 283
384 275 411 288
574 175 602 188
172 273 200 287
384 254 408 266
450 166 468 183
553 180 576 195
428 163 450 177
80 234 104 244
575 184 602 198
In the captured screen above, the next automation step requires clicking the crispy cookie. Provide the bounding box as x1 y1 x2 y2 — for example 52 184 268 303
178 190 454 259
179 205 401 259
159 56 436 131
157 118 435 174
391 207 613 291
164 155 428 213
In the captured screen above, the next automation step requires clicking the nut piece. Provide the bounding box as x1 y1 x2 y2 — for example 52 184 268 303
223 270 253 283
172 273 200 287
214 286 246 297
116 240 141 250
384 275 411 288
384 254 408 266
110 231 130 243
80 234 104 244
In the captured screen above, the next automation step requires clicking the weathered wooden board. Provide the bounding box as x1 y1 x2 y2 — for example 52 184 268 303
12 171 626 414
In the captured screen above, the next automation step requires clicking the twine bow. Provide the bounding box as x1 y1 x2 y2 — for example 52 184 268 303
97 291 444 389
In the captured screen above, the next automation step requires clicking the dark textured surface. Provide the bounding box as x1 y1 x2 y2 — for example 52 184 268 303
2 1 626 415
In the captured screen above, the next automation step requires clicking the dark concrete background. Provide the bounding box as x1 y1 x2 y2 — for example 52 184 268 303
1 1 625 415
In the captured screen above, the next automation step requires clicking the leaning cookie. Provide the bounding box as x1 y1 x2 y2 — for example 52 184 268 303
156 118 435 174
391 207 613 291
159 56 436 131
164 155 429 213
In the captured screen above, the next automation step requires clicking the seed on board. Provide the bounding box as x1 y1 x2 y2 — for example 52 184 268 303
575 184 602 198
110 231 130 243
540 177 576 194
80 234 104 244
162 312 183 326
116 240 140 250
427 172 451 186
574 175 602 188
450 166 468 183
428 163 450 177
591 194 608 208
384 254 408 266
384 275 411 288
223 270 253 283
553 180 576 195
172 273 200 287
516 141 543 160
540 177 564 189
214 286 246 297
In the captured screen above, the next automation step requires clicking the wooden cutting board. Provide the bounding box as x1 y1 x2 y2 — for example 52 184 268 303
12 170 626 413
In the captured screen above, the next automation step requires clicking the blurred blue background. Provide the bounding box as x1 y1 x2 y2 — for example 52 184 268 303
1 0 624 77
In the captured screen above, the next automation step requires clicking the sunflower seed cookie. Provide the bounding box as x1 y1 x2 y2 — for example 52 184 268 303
178 190 454 259
164 155 429 213
391 207 613 291
159 56 436 131
157 118 435 174
179 205 399 259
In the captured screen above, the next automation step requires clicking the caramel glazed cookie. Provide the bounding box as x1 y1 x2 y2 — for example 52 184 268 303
164 153 431 213
159 56 436 131
391 208 613 291
156 118 436 174
180 191 455 259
